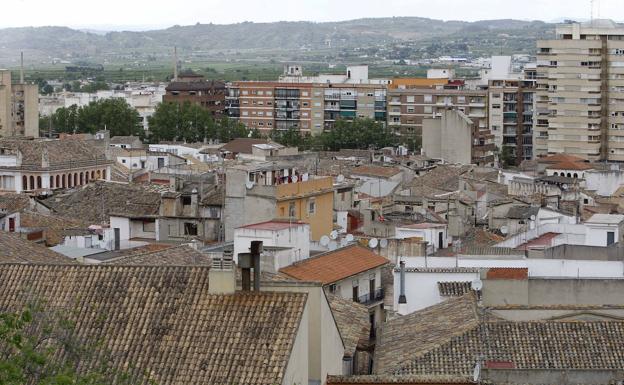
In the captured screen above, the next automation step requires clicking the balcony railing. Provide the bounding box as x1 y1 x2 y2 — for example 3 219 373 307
357 288 384 306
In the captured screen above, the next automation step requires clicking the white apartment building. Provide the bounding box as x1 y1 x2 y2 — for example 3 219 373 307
536 20 624 161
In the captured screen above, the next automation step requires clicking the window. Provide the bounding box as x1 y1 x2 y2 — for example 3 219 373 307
308 198 316 215
182 195 192 205
424 106 432 114
424 95 433 103
329 284 337 294
607 231 616 246
492 104 501 109
407 107 415 113
457 96 466 104
288 202 296 218
406 96 415 103
352 282 359 302
184 222 198 236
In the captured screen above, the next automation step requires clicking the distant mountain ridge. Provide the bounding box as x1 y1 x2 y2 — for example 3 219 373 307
0 17 556 65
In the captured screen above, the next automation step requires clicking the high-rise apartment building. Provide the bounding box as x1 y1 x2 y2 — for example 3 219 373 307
487 57 537 165
0 69 39 138
536 20 624 161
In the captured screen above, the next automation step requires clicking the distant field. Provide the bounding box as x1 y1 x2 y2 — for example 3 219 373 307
11 60 478 84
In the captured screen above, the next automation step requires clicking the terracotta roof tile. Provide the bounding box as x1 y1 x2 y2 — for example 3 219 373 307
0 138 109 168
103 245 212 266
327 293 371 357
437 281 472 297
327 374 474 384
0 264 307 385
0 232 76 264
546 160 593 171
280 244 389 285
220 138 269 154
351 166 402 179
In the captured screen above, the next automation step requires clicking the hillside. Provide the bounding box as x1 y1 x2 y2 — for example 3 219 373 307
0 17 556 66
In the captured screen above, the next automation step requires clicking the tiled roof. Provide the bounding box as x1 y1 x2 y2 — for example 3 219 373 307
394 321 624 376
0 264 307 385
0 193 30 213
103 245 212 266
109 135 141 144
280 244 389 285
239 220 308 231
437 281 472 297
42 181 161 223
351 166 402 179
374 294 481 374
327 294 371 357
200 185 224 206
375 294 624 377
220 138 269 154
408 164 473 192
327 375 474 384
399 267 480 274
0 138 108 167
20 210 91 246
0 232 75 264
505 205 539 220
546 160 593 171
538 153 587 164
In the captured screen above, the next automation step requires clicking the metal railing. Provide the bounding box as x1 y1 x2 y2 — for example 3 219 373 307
357 288 384 306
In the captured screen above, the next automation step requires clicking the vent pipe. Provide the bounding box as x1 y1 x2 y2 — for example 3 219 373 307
238 240 263 292
113 228 120 251
398 260 407 315
251 241 263 292
173 46 178 81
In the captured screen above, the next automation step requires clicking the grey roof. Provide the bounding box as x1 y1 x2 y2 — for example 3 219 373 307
505 206 539 220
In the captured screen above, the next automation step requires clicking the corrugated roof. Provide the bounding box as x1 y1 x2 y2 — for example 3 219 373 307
280 244 389 285
238 220 308 231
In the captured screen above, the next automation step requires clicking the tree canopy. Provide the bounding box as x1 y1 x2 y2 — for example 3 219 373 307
148 102 256 143
43 99 143 138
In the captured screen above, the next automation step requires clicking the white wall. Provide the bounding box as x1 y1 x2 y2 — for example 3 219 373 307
233 225 311 266
395 226 448 253
110 216 130 241
335 268 382 302
585 169 624 196
283 304 309 385
585 224 619 247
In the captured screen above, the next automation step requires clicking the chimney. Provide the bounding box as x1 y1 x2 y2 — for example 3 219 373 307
398 260 408 315
238 241 263 292
173 46 178 81
209 248 236 294
20 52 24 84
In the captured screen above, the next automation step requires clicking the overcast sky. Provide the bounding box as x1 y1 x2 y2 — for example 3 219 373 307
2 0 623 30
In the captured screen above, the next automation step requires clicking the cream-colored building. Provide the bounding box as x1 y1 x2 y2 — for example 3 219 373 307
536 20 624 161
0 69 38 138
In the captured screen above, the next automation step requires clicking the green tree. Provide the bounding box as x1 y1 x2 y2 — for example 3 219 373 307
319 118 398 151
76 99 142 137
0 304 154 385
50 105 80 133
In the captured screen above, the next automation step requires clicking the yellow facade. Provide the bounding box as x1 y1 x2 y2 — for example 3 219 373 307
276 177 334 241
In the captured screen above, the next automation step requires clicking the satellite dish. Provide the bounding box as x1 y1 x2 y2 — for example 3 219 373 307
500 226 508 235
473 362 481 383
530 215 536 221
328 242 338 251
471 279 483 291
368 238 379 249
320 235 330 247
380 238 388 248
345 234 354 243
337 174 345 183
245 181 255 190
330 230 338 240
302 173 309 182
340 238 348 247
292 175 299 183
562 184 569 190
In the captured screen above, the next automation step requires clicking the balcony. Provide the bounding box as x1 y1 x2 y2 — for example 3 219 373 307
357 288 384 306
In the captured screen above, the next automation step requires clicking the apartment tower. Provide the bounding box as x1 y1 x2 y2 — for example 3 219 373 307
536 20 624 161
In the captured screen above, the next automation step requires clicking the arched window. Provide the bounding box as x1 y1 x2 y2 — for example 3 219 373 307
80 172 84 185
62 174 66 188
85 172 89 183
573 173 578 178
553 172 558 176
22 176 27 191
29 176 35 190
567 173 572 178
49 176 54 189
56 175 60 188
96 170 101 179
91 171 95 179
102 169 107 179
74 173 78 186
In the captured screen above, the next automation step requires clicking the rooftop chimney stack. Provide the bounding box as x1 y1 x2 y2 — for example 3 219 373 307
398 260 408 315
19 52 24 84
238 240 263 292
209 248 236 294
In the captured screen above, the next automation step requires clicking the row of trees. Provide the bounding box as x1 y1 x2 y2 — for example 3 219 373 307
41 99 418 150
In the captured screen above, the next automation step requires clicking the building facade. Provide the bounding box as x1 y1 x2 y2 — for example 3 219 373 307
536 20 624 161
164 73 226 115
0 70 38 138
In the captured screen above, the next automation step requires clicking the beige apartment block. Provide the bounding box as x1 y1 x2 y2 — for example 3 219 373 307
537 20 624 161
0 69 39 138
